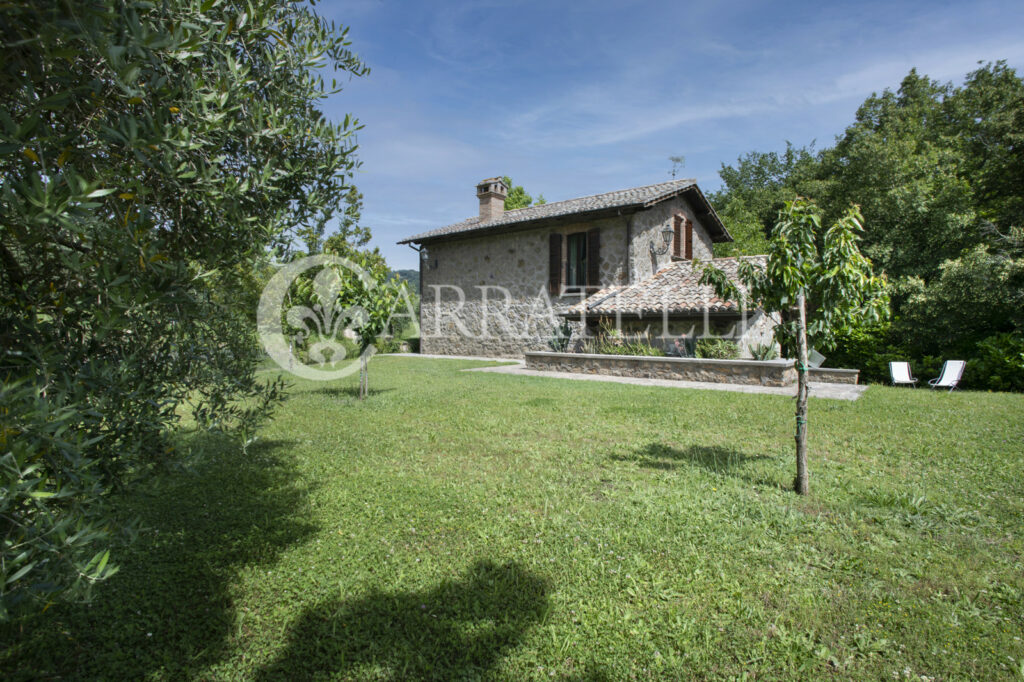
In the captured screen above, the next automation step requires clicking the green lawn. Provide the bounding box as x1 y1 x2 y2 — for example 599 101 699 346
5 357 1024 680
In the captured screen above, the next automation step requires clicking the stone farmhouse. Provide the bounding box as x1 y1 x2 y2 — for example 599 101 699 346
399 177 775 358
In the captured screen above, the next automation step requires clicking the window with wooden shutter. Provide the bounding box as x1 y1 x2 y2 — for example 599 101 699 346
684 218 693 260
587 227 600 289
548 232 563 295
673 215 682 258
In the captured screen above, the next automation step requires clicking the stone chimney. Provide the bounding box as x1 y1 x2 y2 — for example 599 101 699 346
476 177 507 223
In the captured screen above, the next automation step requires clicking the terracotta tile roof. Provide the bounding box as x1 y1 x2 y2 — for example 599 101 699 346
568 256 767 316
398 179 731 244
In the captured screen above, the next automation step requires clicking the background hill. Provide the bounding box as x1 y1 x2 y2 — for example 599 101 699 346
393 269 419 292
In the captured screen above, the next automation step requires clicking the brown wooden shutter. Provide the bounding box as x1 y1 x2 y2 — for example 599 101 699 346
673 215 682 258
684 219 693 260
548 232 563 295
587 227 601 289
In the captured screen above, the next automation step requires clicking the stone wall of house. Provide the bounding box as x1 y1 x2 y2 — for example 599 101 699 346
419 215 625 356
419 195 714 357
629 198 714 282
524 351 798 387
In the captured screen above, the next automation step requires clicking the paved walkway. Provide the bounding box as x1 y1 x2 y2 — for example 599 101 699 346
384 354 867 401
387 352 521 363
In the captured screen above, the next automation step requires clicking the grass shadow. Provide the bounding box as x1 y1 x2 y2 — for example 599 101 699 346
311 385 396 399
257 560 549 680
615 443 773 477
4 435 316 680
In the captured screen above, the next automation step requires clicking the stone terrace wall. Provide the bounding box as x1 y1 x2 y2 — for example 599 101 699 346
525 351 798 387
808 367 860 385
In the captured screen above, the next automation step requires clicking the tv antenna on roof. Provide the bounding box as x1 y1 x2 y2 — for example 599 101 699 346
669 155 686 179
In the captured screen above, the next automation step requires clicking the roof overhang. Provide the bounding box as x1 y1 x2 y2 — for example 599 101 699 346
398 183 732 246
397 204 648 246
660 185 731 243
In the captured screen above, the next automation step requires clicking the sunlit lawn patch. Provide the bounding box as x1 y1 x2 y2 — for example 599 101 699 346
4 357 1023 680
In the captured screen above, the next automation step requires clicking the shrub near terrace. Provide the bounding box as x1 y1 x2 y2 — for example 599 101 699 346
695 338 741 360
581 321 666 356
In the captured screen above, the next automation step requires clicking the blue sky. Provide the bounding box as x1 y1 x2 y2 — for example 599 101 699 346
317 0 1024 270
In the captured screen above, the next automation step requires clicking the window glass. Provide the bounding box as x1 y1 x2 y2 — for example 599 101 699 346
567 232 587 287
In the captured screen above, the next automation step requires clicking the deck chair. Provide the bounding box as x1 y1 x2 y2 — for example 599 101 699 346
889 361 917 387
928 360 966 392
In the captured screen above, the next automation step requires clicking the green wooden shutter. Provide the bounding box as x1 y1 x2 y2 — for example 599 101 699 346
549 232 563 295
673 215 682 258
587 228 600 288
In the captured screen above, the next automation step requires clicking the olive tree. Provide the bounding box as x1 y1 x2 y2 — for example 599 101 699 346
0 0 366 616
700 198 888 494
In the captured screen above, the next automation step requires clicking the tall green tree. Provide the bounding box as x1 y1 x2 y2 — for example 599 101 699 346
820 70 978 281
297 185 372 257
502 175 545 210
710 143 822 257
0 0 367 617
945 62 1024 235
821 64 1023 364
900 245 1024 356
701 199 888 494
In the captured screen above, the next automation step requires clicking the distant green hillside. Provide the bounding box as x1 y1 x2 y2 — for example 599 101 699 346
393 269 419 291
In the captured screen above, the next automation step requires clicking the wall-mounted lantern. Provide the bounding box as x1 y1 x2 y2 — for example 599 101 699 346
649 225 675 256
419 246 437 270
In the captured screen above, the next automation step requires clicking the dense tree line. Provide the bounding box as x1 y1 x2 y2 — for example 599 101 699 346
711 62 1024 390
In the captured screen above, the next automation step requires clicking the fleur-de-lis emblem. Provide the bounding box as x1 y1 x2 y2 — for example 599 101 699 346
258 254 379 381
286 267 367 365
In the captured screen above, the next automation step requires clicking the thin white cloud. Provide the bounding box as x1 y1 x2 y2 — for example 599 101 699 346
362 129 485 179
499 39 1024 150
364 213 437 227
832 42 1024 96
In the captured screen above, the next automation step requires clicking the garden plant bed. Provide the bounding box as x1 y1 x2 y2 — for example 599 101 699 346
525 351 859 386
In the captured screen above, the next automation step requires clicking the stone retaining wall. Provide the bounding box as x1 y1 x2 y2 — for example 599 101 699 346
525 351 798 387
807 367 860 385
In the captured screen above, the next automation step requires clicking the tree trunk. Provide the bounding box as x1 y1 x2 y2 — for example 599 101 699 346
359 353 367 400
794 293 810 495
